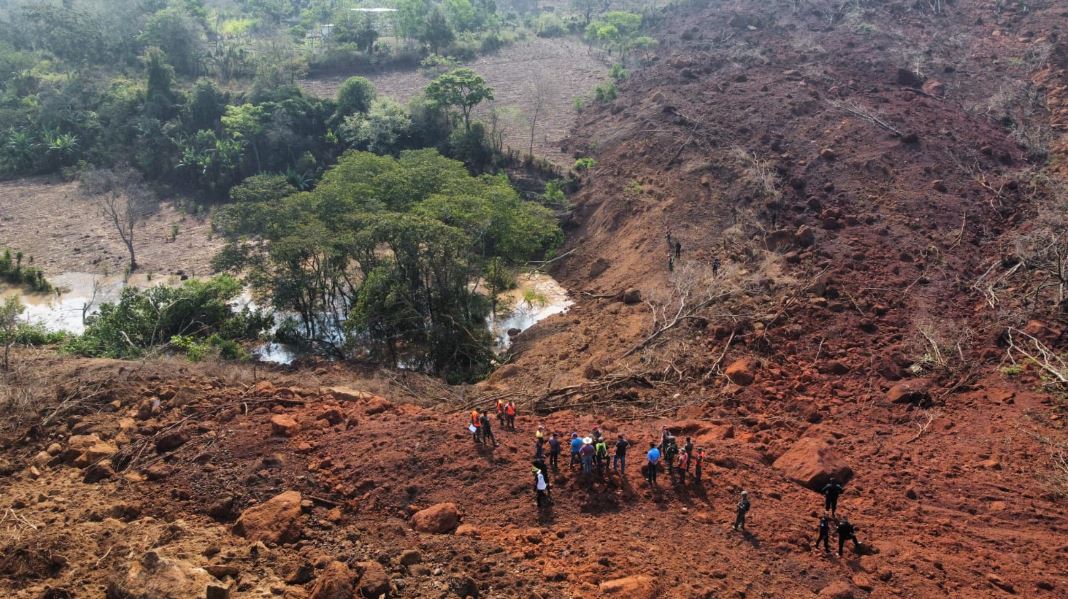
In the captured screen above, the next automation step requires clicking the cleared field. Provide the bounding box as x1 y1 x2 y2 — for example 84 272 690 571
0 178 221 278
301 37 608 166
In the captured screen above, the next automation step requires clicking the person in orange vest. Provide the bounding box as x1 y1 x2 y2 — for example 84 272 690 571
504 401 517 431
495 398 506 427
469 410 482 444
677 449 689 485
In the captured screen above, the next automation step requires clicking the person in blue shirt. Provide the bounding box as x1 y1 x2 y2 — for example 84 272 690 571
569 433 583 469
645 442 661 486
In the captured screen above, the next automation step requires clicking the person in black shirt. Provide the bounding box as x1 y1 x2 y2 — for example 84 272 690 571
547 433 561 470
613 434 629 474
682 437 694 472
815 513 832 552
733 490 750 531
837 517 860 557
479 411 498 447
822 479 844 516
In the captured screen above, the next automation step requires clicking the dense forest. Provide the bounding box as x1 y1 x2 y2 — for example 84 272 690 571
0 0 655 377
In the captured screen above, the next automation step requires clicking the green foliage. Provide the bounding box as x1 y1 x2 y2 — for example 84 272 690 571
574 157 597 171
214 149 561 381
425 68 494 132
541 179 569 209
141 7 207 76
335 77 377 118
0 321 67 347
585 11 656 63
340 98 413 155
0 248 51 292
170 332 249 362
594 81 618 103
609 63 629 82
535 13 568 38
65 275 271 359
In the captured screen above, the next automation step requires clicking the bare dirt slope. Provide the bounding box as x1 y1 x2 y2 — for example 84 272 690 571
300 37 608 166
3 1 1068 599
0 178 221 277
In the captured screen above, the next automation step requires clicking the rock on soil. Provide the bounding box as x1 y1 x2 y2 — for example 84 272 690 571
309 561 356 599
772 437 853 490
818 579 857 599
886 379 932 406
599 575 659 599
233 491 303 544
270 414 300 437
622 288 642 305
411 503 459 534
326 386 373 402
65 434 117 467
106 551 220 599
357 560 391 597
725 357 757 386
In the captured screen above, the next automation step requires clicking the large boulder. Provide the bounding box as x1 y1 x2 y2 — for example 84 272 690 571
105 551 220 599
773 437 853 491
308 561 356 599
725 358 757 386
599 575 659 599
233 491 303 544
357 561 391 598
411 503 459 534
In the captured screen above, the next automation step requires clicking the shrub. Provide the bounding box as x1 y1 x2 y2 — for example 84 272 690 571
535 13 567 38
0 248 51 292
574 157 596 171
66 275 270 359
594 81 617 103
609 63 629 81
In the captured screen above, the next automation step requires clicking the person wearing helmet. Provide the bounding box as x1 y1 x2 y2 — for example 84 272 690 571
733 490 750 531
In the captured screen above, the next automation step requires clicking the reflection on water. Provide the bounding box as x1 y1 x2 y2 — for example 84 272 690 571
489 273 573 350
0 272 185 335
3 270 572 363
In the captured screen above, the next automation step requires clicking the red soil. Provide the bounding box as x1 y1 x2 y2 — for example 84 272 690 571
3 1 1068 598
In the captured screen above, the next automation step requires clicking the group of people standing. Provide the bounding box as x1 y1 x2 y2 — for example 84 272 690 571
472 406 864 557
467 399 518 446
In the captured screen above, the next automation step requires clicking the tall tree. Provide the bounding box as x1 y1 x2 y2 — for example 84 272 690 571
424 68 494 133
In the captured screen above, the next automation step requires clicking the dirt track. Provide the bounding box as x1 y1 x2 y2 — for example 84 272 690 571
300 37 608 166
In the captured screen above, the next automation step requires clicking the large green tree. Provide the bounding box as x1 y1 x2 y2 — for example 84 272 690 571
424 68 494 133
214 149 560 381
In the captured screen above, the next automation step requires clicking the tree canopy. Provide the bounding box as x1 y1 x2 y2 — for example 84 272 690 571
214 148 561 381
